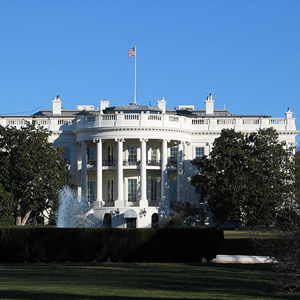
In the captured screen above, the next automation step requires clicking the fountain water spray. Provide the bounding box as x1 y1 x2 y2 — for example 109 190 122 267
56 186 102 228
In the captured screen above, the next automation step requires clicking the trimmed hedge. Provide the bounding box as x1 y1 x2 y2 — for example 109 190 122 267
0 227 223 263
219 238 278 256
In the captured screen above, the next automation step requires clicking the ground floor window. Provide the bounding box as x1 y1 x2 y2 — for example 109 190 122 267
107 179 114 201
88 181 96 203
150 179 157 201
126 218 136 228
103 213 112 228
128 179 137 202
151 213 159 228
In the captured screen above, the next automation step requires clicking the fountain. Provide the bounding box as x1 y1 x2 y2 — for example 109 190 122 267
56 186 102 228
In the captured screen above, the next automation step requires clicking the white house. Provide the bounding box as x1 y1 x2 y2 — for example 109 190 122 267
1 94 298 228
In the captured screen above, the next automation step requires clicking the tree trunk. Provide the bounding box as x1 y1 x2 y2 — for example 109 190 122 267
15 203 32 226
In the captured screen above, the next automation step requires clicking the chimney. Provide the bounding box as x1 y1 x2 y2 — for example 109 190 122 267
157 97 167 114
205 93 215 116
100 99 110 114
52 95 62 115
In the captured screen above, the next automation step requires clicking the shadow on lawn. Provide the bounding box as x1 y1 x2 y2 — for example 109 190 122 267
0 263 298 299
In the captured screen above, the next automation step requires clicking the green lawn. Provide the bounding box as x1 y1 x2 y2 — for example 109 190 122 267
224 229 274 239
0 263 298 299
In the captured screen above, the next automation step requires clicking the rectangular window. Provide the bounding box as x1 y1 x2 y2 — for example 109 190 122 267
107 146 113 165
107 179 114 202
61 147 71 164
128 179 137 202
151 147 158 161
150 179 157 201
126 218 136 228
170 147 177 162
87 147 96 166
195 147 205 159
128 146 137 165
88 181 96 203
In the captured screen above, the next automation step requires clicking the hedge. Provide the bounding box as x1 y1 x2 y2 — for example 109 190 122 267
0 227 223 263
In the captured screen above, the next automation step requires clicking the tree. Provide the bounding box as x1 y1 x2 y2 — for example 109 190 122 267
295 150 300 203
0 122 72 226
191 128 295 225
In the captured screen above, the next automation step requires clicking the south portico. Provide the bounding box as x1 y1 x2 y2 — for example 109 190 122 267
76 134 188 228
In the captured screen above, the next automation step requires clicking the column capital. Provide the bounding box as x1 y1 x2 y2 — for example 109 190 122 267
115 138 125 143
140 138 148 143
93 138 102 143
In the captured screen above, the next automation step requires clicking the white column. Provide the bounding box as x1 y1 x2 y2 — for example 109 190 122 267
93 139 103 208
140 138 148 207
115 138 124 207
81 141 87 200
177 141 183 203
161 139 169 206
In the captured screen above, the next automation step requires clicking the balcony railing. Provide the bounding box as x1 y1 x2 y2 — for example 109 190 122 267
102 159 117 166
123 160 140 166
147 160 161 166
167 158 177 168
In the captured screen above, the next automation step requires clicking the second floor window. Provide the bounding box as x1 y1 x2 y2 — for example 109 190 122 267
128 146 137 165
195 147 204 159
170 147 177 162
107 146 113 165
151 147 158 161
87 147 96 165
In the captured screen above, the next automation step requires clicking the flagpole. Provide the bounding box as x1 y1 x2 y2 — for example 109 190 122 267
134 43 137 104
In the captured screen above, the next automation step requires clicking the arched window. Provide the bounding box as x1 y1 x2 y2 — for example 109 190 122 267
151 213 159 228
103 213 112 228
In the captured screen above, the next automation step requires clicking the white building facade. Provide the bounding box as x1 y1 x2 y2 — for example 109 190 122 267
1 94 298 228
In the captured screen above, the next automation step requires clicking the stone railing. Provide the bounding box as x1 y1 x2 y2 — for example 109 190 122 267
74 113 296 132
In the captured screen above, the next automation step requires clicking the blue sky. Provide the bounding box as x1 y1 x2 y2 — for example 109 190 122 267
0 0 299 145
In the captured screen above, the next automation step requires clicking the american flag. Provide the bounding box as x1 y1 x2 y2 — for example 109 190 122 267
128 47 135 57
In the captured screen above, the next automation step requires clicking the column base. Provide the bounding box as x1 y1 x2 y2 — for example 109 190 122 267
139 199 149 208
114 200 124 208
93 201 104 208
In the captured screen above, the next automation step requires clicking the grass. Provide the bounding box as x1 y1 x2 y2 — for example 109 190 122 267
224 229 274 239
0 262 299 299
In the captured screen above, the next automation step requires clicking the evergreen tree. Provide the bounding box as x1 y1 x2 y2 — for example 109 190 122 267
0 123 72 226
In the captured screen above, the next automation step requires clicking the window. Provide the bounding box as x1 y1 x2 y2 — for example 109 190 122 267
170 147 177 162
88 181 96 203
151 147 158 161
103 213 112 228
168 147 177 167
107 146 114 165
128 179 137 202
128 146 137 165
126 218 136 228
61 147 71 165
151 214 159 228
107 179 114 202
150 179 157 201
195 147 205 159
87 147 96 166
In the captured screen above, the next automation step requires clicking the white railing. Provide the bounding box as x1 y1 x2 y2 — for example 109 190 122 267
74 114 295 131
217 119 235 125
243 119 260 125
4 114 294 133
269 118 286 125
192 119 208 125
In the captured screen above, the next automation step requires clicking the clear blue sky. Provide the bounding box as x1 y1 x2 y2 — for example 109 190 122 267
0 0 299 145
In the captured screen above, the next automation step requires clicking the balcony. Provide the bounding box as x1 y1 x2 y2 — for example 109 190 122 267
123 160 140 166
167 158 177 168
102 159 117 166
73 113 296 133
147 160 161 166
